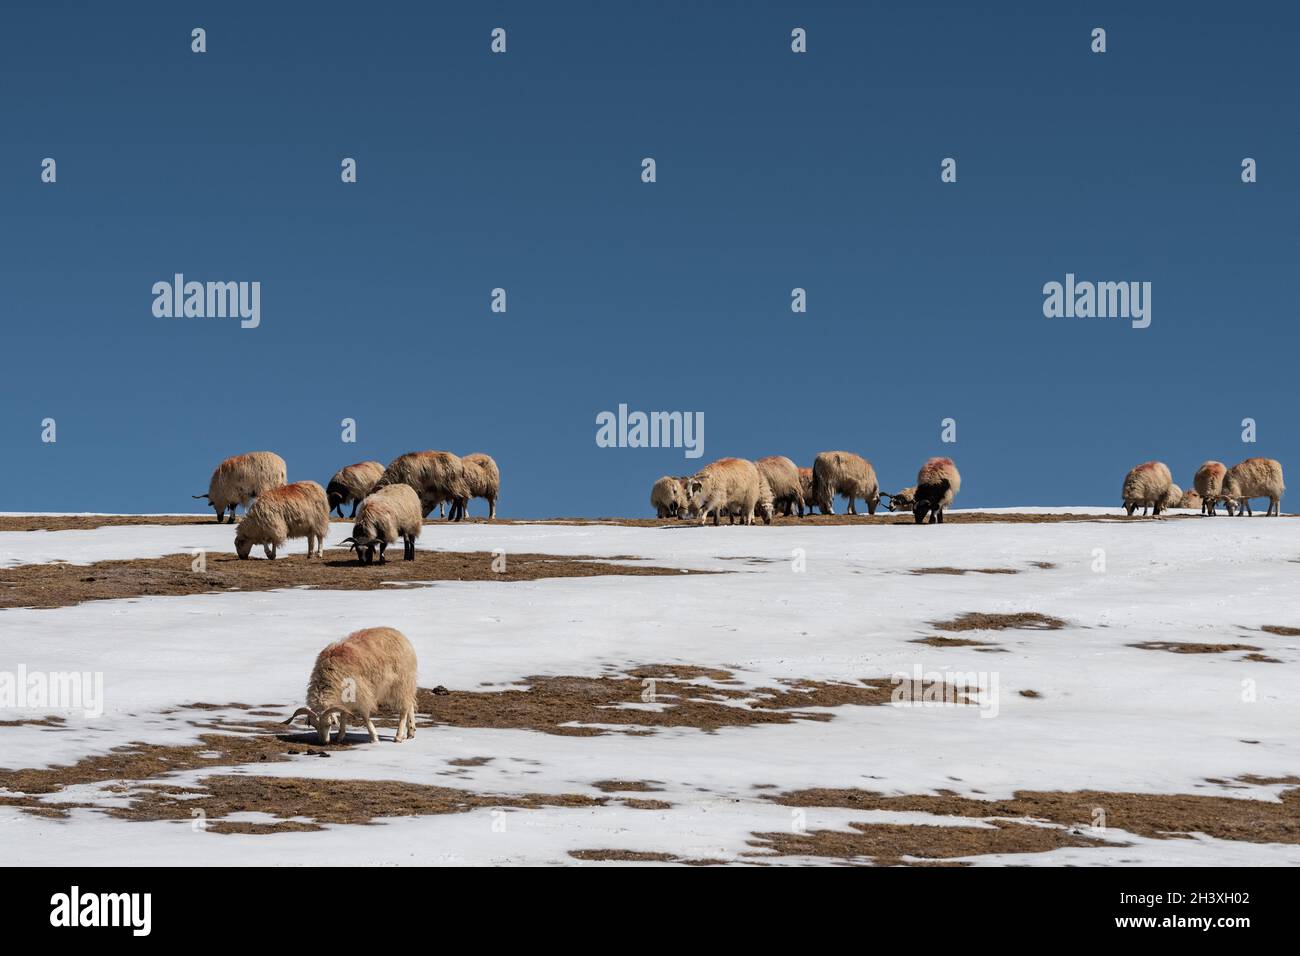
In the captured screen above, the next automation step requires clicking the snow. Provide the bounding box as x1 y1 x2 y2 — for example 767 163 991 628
2 512 1298 865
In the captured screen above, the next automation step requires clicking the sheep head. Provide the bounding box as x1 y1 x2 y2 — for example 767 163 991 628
283 705 353 744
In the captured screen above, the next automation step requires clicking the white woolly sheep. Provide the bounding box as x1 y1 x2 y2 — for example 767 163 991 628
1223 457 1285 517
1121 461 1173 517
283 627 418 744
342 483 423 563
234 480 330 559
1177 488 1203 511
1160 483 1184 511
1194 460 1230 516
461 452 500 520
326 460 384 518
755 455 805 517
375 451 471 521
751 473 776 525
811 451 880 515
194 451 286 523
914 457 961 524
651 475 689 518
685 458 763 526
798 468 814 511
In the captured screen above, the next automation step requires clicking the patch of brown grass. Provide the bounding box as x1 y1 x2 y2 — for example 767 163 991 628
569 850 728 865
910 636 998 648
0 551 699 610
1129 641 1262 655
910 567 1019 576
1260 625 1300 636
932 612 1066 632
767 786 1300 846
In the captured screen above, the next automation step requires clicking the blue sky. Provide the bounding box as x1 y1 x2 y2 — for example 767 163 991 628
1 1 1295 516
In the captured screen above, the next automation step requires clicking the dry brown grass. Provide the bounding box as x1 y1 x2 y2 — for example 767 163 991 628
1129 641 1262 655
931 612 1066 632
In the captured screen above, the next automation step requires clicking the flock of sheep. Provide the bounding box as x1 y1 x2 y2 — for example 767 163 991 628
194 450 501 562
1121 457 1286 517
652 452 961 524
653 453 1288 524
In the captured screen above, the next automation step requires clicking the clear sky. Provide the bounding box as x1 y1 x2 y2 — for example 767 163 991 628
1 1 1295 516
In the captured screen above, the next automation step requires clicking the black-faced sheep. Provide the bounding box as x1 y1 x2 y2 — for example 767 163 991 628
375 451 471 522
755 455 805 517
914 457 961 524
685 458 762 526
234 480 330 559
193 451 286 523
1121 461 1173 517
326 460 384 518
811 451 880 515
342 483 423 563
1223 457 1285 516
283 627 418 744
1194 460 1230 516
461 452 500 520
651 475 689 518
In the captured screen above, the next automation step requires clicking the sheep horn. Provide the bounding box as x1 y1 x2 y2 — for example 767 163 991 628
320 706 355 720
192 494 210 500
283 707 316 725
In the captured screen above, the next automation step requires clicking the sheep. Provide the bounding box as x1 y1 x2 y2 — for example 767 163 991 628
341 483 423 563
1222 457 1285 517
283 627 418 744
1121 461 1173 517
461 452 500 520
1160 483 1184 512
234 480 330 559
755 455 805 517
1177 488 1203 511
1194 460 1230 516
651 475 689 518
685 458 762 526
811 451 880 515
798 468 814 512
326 460 384 518
914 457 961 524
375 451 471 521
193 451 286 523
751 473 776 525
881 486 917 513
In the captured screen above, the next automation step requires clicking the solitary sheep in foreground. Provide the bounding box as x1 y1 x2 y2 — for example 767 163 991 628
461 453 500 520
193 451 286 523
1194 460 1230 516
342 483 423 563
326 460 384 518
811 451 880 515
375 451 471 521
755 455 805 517
686 458 762 526
651 475 689 518
881 486 917 513
1222 457 1285 516
234 480 331 559
284 627 418 744
1121 461 1173 517
914 457 961 524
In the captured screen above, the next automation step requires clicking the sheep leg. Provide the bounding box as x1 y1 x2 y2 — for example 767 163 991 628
349 501 358 518
378 542 387 563
406 704 416 737
336 714 347 742
395 711 408 742
438 502 445 519
488 496 496 520
364 718 379 743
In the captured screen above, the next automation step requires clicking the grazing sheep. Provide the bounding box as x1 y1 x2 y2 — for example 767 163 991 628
1177 488 1203 511
342 483 423 563
751 473 775 525
461 452 500 520
811 451 880 515
1121 461 1173 517
234 480 330 559
685 458 763 526
1223 457 1285 516
881 486 917 513
1159 483 1185 512
283 627 418 744
326 460 384 518
798 468 814 512
755 455 805 517
914 457 961 524
193 451 286 523
1194 460 1230 516
375 451 471 522
651 475 689 518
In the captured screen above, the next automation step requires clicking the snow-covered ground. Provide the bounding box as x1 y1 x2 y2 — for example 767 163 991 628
1 511 1298 865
